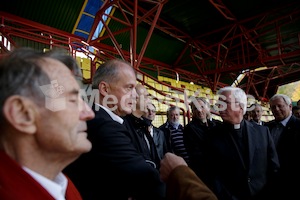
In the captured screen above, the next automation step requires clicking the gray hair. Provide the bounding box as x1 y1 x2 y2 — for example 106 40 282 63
91 59 133 89
0 47 52 123
249 103 262 111
167 105 180 119
0 47 81 125
269 94 292 105
217 86 247 114
45 49 82 78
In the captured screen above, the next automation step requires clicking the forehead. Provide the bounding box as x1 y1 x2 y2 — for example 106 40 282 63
254 106 262 110
117 64 136 81
41 58 79 91
220 90 233 99
148 104 155 110
270 97 285 105
197 99 206 105
170 109 179 114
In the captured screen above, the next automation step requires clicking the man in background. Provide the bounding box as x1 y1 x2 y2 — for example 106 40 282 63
64 59 165 200
292 105 300 118
123 84 161 169
159 105 189 162
266 94 300 200
143 102 168 160
184 97 220 179
250 103 265 125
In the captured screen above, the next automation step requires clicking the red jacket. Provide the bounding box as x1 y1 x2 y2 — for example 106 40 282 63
0 150 82 200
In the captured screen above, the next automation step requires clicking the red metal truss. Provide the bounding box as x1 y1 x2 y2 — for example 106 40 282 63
87 0 300 99
0 11 88 56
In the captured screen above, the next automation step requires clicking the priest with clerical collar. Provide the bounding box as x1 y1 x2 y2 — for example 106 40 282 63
204 86 280 200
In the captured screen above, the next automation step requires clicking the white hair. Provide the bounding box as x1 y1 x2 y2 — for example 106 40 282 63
217 86 247 115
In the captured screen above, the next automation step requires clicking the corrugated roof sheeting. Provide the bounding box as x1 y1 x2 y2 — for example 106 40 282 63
1 0 85 33
74 0 103 40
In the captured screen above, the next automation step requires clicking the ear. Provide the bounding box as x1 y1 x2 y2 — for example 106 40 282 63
98 81 110 97
3 96 37 134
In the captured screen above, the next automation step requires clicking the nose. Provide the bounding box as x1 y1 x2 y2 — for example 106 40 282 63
80 100 95 121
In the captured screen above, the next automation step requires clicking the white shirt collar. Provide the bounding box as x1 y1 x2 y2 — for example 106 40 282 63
149 125 154 137
22 166 67 200
95 103 124 124
280 114 292 127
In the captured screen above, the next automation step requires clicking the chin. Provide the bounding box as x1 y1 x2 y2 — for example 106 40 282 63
124 107 133 114
79 143 92 153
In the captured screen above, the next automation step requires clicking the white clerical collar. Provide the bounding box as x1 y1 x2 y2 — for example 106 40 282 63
95 103 124 124
233 124 241 129
22 166 67 200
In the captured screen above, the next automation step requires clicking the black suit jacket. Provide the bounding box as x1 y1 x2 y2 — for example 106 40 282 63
152 126 168 160
206 120 279 200
123 114 161 169
266 115 300 200
64 105 165 200
183 118 220 179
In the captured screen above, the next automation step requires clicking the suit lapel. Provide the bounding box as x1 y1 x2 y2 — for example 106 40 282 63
152 128 159 145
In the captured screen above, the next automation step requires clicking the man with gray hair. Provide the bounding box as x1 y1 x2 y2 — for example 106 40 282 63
159 105 189 162
204 86 279 200
184 96 220 179
266 94 300 200
64 59 165 200
0 47 95 199
249 103 265 125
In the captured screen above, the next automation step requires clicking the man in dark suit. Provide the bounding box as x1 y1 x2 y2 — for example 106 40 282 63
205 86 280 200
64 59 165 200
184 97 220 179
292 105 300 118
142 102 168 160
249 103 266 125
123 84 161 169
159 106 189 162
266 94 300 200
